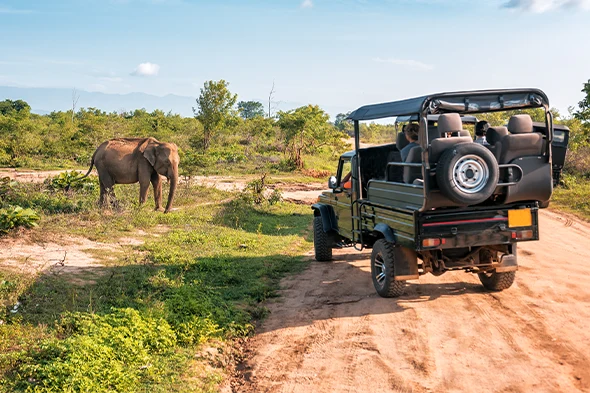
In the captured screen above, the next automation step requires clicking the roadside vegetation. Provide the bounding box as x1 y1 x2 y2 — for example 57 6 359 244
1 78 590 391
0 174 313 392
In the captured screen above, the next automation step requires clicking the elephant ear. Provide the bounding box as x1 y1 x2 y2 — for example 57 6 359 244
140 139 158 167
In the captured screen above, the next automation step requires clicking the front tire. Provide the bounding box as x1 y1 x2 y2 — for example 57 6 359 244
313 216 332 262
478 271 516 291
371 239 406 298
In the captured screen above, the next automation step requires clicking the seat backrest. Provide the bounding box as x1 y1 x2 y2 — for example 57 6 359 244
438 113 463 134
396 131 409 151
485 126 509 160
458 130 471 137
428 113 473 162
403 146 422 184
500 115 544 163
429 137 473 163
508 114 534 134
499 133 544 163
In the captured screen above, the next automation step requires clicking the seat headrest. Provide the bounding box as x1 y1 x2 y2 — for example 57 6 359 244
458 130 471 137
486 126 509 145
508 114 533 134
437 113 463 134
396 131 409 150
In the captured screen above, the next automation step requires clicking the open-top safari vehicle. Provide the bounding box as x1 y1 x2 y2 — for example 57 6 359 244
312 89 558 297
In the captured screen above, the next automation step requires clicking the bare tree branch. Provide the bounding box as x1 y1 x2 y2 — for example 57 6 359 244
268 81 276 119
71 88 80 123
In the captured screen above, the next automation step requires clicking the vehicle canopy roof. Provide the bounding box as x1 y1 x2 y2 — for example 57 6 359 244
396 114 479 124
347 89 549 121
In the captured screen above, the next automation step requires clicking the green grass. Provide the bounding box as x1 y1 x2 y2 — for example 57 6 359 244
0 175 313 392
552 174 590 220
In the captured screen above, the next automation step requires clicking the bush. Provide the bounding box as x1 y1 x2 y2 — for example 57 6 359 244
45 171 97 192
9 309 179 393
564 146 590 178
240 174 282 205
0 206 40 234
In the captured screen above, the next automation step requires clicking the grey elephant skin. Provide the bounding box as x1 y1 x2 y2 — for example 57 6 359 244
81 137 179 213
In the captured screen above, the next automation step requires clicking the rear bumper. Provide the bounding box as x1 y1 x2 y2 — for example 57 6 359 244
416 203 539 252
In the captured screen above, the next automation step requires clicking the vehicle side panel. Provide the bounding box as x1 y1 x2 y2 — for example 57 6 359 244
362 205 416 249
366 180 424 211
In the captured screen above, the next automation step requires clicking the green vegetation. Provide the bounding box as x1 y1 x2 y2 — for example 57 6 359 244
0 80 346 178
0 175 313 392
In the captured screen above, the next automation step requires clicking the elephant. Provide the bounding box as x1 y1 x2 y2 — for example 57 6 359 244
80 137 179 213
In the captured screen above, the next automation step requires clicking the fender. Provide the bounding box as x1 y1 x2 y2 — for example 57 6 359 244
373 223 395 243
311 203 337 233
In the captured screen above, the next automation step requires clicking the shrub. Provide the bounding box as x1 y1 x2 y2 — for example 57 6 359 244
240 174 282 205
0 206 40 234
9 309 178 393
45 171 97 192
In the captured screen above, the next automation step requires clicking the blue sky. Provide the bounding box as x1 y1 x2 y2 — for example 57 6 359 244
1 0 589 116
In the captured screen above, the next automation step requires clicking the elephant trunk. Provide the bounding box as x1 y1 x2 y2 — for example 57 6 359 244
164 167 178 213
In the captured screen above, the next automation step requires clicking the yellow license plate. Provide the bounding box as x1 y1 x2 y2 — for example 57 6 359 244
508 209 532 228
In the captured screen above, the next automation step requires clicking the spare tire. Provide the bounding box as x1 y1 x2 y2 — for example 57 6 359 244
436 143 499 205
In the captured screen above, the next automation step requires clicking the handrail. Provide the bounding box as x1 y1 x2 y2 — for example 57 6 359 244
386 162 423 168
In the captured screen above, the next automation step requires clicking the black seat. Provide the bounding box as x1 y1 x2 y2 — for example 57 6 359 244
403 145 422 184
429 113 472 163
485 126 509 161
499 115 544 163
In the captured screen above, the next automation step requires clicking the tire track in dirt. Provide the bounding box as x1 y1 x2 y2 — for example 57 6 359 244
233 209 590 393
485 293 590 391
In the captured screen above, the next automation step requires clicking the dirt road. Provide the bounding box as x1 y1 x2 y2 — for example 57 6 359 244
235 209 590 393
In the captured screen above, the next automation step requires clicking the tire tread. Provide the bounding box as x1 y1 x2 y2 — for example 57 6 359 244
313 216 332 262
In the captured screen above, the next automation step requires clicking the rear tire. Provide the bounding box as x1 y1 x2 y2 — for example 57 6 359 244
313 216 332 262
478 271 516 291
371 239 406 298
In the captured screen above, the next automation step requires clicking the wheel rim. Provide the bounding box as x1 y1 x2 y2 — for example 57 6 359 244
452 154 489 194
374 253 386 288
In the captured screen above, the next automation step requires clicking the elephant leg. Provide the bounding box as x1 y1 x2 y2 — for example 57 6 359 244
151 172 163 211
138 162 153 205
98 169 115 209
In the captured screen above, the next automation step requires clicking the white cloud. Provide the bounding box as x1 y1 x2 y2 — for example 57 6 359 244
373 57 434 71
502 0 590 12
301 0 313 8
131 62 160 77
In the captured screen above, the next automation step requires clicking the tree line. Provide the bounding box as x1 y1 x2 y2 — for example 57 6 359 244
1 78 589 176
0 80 347 175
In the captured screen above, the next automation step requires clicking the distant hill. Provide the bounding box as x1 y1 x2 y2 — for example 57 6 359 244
0 86 351 119
0 86 197 117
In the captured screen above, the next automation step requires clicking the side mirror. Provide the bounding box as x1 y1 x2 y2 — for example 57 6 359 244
328 176 338 190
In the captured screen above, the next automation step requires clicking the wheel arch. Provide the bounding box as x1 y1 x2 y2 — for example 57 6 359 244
372 223 395 243
311 203 337 233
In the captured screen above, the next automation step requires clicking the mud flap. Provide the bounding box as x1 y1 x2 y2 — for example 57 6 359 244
394 246 419 281
495 253 518 273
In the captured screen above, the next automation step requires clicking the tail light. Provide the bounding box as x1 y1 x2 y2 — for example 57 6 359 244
422 238 446 248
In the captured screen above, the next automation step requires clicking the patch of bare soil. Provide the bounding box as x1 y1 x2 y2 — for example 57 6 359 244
233 209 590 393
0 232 145 284
0 168 87 183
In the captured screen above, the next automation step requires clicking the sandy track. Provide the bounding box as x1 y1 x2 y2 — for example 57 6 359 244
235 209 590 393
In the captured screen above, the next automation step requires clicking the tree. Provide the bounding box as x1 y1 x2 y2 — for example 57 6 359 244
193 80 238 151
237 101 265 119
0 99 31 116
277 105 346 169
334 112 350 131
575 79 590 122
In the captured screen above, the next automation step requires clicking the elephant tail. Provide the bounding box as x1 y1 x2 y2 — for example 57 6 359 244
77 150 96 180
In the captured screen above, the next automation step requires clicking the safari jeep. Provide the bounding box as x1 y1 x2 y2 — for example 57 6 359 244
312 89 557 298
